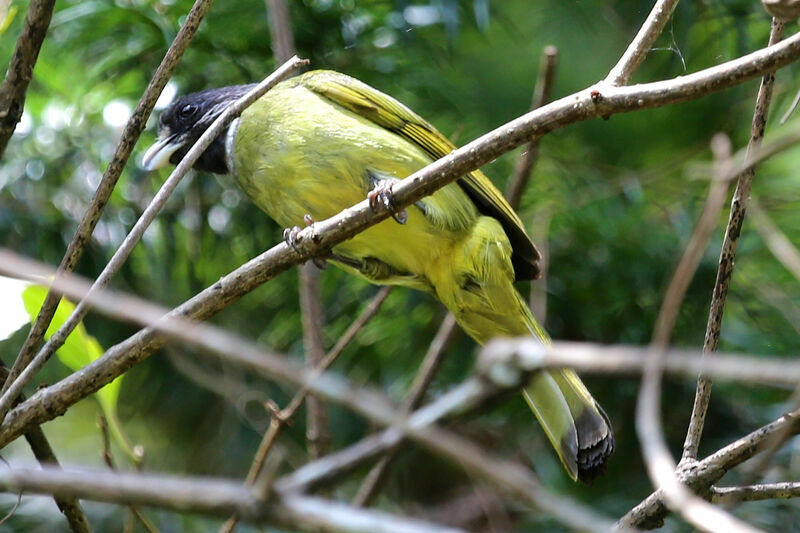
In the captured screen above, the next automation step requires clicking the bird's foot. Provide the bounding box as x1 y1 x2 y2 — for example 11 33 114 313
283 226 302 252
368 179 407 225
302 214 328 269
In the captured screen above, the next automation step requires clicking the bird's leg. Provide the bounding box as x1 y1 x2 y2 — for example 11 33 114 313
367 171 408 225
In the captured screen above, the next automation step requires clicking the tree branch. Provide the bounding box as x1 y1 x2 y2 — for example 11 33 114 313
0 0 55 157
352 313 459 507
682 18 785 463
619 406 800 529
3 0 218 417
605 0 681 86
0 252 619 532
505 45 558 209
636 134 761 533
0 56 307 424
711 482 800 504
0 466 462 533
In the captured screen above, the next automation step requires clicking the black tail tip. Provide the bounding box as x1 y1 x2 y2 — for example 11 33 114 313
577 433 615 484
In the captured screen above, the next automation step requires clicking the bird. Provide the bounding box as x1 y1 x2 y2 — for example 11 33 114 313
143 69 614 482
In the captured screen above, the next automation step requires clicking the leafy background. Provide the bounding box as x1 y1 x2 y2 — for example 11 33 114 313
2 0 800 531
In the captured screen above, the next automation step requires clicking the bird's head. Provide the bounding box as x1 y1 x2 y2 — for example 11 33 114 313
142 84 255 174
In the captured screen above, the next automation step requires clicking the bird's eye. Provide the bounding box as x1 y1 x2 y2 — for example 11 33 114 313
178 104 197 118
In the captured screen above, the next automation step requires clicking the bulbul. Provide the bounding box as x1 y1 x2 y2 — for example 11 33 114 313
143 70 614 482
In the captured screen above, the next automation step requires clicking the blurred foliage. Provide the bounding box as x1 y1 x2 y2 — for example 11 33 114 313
1 0 800 531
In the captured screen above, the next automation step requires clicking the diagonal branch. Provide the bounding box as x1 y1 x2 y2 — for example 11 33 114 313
505 45 558 209
682 18 785 463
3 0 218 415
711 482 800 504
605 0 681 86
636 135 760 533
0 57 307 424
0 0 55 157
352 313 459 507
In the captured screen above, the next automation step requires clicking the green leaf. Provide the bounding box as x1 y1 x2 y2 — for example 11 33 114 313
21 285 137 462
0 5 18 35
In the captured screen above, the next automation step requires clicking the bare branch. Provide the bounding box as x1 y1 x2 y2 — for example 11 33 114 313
219 286 392 532
0 466 462 533
97 416 158 533
0 252 618 532
266 0 296 64
711 482 800 504
636 134 761 533
324 286 393 364
505 45 558 209
4 0 218 416
0 368 92 533
0 56 307 423
0 0 55 157
683 19 785 462
620 405 800 528
605 0 681 86
352 313 459 507
299 264 330 460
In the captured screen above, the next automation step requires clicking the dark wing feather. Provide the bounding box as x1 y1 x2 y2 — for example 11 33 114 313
300 70 541 280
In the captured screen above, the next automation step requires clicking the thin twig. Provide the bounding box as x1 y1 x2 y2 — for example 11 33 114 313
219 287 391 533
352 313 459 507
636 134 759 533
718 202 800 511
0 0 55 157
98 416 159 533
3 0 218 414
299 264 330 460
265 0 296 65
505 45 558 209
0 366 92 533
0 466 464 533
605 0 681 86
711 482 800 504
0 56 307 424
682 19 785 463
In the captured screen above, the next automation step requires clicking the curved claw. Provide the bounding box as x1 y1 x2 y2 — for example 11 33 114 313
367 182 407 225
283 226 302 252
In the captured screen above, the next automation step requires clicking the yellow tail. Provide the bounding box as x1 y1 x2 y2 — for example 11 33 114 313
430 216 614 482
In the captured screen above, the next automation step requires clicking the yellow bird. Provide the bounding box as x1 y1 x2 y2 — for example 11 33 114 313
143 70 614 482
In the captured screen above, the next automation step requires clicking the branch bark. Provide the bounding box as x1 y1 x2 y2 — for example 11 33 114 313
605 0 681 85
0 0 55 157
2 0 218 419
0 466 462 533
505 45 558 209
682 18 785 463
711 482 800 504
